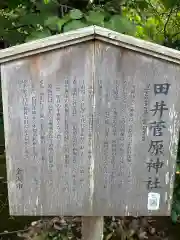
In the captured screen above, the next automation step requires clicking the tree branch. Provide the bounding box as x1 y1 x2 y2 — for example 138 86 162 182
163 0 179 41
164 7 174 40
145 0 162 18
171 31 180 39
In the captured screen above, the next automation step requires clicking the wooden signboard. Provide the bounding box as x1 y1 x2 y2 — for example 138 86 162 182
1 26 180 217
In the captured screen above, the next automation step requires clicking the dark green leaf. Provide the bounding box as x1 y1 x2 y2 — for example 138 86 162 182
3 0 28 8
136 0 149 10
3 29 26 45
105 15 135 34
85 10 105 26
160 0 179 9
69 9 83 20
35 1 59 16
171 210 178 223
176 163 180 173
63 20 88 32
173 202 180 215
18 13 45 26
56 19 69 32
44 16 60 30
0 16 13 30
46 14 71 32
25 29 51 42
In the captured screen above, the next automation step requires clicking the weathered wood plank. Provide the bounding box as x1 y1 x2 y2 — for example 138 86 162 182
1 41 94 215
0 27 94 64
95 26 180 65
1 38 180 216
93 40 180 216
1 26 180 65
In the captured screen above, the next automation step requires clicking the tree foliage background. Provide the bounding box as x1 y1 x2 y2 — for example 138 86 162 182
1 0 180 48
1 0 180 238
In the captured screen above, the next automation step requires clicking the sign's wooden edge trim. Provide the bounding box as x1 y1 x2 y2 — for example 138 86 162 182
0 26 95 64
0 25 180 64
94 26 180 65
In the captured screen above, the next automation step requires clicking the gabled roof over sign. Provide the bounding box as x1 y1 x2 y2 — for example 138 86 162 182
0 25 180 64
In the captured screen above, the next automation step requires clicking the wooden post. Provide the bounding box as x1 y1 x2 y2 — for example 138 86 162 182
82 217 104 240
